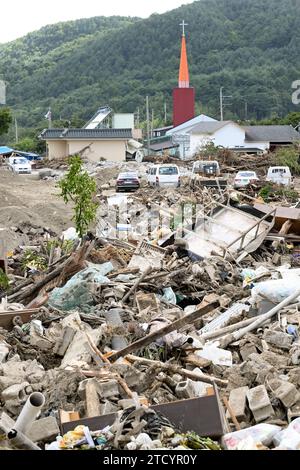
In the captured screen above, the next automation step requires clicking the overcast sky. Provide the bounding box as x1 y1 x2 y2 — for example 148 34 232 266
0 0 195 43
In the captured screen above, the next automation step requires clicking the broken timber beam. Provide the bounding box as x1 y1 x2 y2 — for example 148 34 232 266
125 355 227 387
122 266 152 303
109 300 220 362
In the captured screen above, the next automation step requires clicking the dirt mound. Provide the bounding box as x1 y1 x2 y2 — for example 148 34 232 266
0 206 43 227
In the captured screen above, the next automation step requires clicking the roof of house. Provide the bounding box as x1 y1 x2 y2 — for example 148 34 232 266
244 125 300 143
153 126 173 133
189 121 235 134
149 140 179 152
166 114 218 135
40 128 132 140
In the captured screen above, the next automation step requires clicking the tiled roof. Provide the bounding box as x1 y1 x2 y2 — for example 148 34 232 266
244 125 300 143
40 128 132 140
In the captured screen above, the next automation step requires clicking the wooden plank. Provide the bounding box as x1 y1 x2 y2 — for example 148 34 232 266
109 300 219 362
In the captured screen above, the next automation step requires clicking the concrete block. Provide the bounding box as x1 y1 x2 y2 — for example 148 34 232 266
96 380 119 399
29 325 53 351
263 330 293 350
240 344 257 361
104 309 124 327
123 369 145 389
247 385 274 423
1 382 30 401
227 386 249 421
274 381 300 409
60 326 103 369
175 379 197 399
54 326 76 357
61 312 82 330
27 417 59 442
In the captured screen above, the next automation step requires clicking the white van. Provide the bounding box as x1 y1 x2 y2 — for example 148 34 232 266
266 166 292 186
147 164 180 188
8 156 32 175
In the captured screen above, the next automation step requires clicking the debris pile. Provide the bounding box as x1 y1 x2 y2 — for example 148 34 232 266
1 168 300 451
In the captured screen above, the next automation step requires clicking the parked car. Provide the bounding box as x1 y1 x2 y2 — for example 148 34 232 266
116 172 140 192
147 164 180 187
234 171 259 188
266 166 293 187
8 156 32 175
14 151 43 161
191 160 221 176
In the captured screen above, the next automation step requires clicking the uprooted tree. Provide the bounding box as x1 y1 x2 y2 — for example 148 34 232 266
58 155 98 238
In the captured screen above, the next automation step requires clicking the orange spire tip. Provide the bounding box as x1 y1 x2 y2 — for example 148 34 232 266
178 35 190 88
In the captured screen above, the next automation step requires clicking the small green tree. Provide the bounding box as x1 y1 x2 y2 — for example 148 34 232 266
14 137 36 152
275 144 300 174
58 155 98 238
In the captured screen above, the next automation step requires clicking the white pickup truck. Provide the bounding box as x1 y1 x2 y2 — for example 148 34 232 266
8 156 32 174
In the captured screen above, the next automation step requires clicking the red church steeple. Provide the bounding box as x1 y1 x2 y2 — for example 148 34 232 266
173 21 195 127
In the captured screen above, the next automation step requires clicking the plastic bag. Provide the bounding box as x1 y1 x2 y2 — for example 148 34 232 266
223 424 281 450
48 263 113 311
160 287 177 305
251 279 300 305
273 418 300 450
197 343 232 367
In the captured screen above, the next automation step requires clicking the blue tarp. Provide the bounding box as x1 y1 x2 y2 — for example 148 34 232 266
15 150 42 160
0 146 13 155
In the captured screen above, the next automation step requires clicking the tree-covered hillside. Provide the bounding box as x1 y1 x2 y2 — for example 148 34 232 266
1 0 300 138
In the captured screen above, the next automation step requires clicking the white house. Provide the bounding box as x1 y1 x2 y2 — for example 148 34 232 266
189 121 270 155
167 120 300 159
166 114 218 158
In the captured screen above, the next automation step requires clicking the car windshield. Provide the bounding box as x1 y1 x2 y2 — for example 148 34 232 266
238 172 255 178
14 158 28 164
159 167 178 175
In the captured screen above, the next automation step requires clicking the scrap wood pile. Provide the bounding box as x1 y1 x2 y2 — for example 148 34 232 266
1 190 300 451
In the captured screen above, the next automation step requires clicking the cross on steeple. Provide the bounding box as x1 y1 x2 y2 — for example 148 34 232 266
180 20 188 36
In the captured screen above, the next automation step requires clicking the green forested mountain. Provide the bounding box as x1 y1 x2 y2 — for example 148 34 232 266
1 0 300 138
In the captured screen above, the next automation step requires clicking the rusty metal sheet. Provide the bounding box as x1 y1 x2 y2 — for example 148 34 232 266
61 393 227 439
0 309 39 330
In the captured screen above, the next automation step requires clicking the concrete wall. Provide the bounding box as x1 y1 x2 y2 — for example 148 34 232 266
245 141 270 151
47 140 127 162
47 141 67 160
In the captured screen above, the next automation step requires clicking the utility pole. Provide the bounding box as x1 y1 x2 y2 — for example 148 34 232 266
15 117 18 143
220 87 232 121
151 109 154 137
136 107 140 128
146 96 150 155
164 102 167 125
220 87 223 121
245 101 248 121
